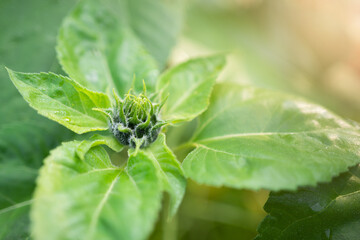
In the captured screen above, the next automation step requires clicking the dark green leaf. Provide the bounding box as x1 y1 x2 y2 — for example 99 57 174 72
0 0 76 238
256 164 360 240
0 203 31 240
0 121 73 239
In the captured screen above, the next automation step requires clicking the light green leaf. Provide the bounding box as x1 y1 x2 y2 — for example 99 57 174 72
57 0 160 95
256 164 360 240
143 134 186 217
76 134 123 160
157 55 226 123
183 83 360 191
32 141 162 240
7 69 111 134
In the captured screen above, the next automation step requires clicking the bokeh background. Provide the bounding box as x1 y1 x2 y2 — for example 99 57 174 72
1 0 359 239
167 0 360 239
176 0 360 122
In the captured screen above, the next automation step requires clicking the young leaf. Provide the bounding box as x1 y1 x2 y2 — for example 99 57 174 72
183 83 360 191
157 55 226 123
76 134 123 160
143 134 186 217
256 164 360 240
57 0 159 95
32 141 162 240
7 70 111 134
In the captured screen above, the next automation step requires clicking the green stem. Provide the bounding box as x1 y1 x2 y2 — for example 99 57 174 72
162 213 177 240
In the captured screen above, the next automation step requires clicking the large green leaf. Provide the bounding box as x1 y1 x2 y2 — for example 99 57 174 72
57 0 170 95
32 136 185 239
183 83 360 190
157 55 226 123
7 70 111 134
256 164 360 240
143 134 186 217
32 141 163 240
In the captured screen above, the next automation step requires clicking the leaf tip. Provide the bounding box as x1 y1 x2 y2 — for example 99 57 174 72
5 67 16 78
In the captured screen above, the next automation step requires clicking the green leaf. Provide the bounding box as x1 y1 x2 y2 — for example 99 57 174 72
57 0 160 95
0 120 73 239
7 69 111 134
0 202 32 240
256 164 360 240
183 83 360 191
143 134 186 217
76 134 123 160
157 55 226 123
32 141 162 240
0 0 76 105
0 121 71 207
127 0 183 68
0 0 76 237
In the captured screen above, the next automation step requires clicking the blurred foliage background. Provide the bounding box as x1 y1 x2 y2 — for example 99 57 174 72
169 0 360 239
175 0 360 122
1 0 359 239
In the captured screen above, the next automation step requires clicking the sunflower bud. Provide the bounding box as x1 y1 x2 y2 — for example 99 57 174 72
102 90 166 149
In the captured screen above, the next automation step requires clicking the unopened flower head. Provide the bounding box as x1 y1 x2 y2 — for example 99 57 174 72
96 87 167 149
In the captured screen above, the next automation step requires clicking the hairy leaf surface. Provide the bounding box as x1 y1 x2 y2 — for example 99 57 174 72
32 136 185 239
32 142 162 240
57 0 165 95
157 55 226 123
256 164 360 240
183 83 360 190
7 70 111 134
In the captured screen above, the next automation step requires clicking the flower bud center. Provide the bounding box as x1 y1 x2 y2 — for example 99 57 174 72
109 93 165 148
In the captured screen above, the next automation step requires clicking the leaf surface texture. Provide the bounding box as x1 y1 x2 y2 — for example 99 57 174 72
183 83 360 190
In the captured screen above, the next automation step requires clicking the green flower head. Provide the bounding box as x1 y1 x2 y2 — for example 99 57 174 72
97 87 167 149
